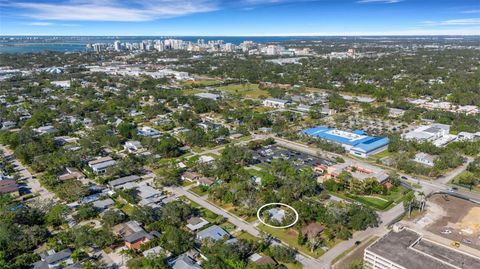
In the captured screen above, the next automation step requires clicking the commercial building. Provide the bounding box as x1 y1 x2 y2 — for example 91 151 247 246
303 126 389 157
403 124 456 147
364 227 480 269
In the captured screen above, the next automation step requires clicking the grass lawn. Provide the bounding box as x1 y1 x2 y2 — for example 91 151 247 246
217 83 270 99
120 203 135 216
367 150 391 162
354 196 392 210
258 224 326 259
283 263 303 269
190 185 209 196
199 207 221 223
181 180 195 187
179 196 200 208
329 186 410 211
220 222 237 233
235 231 259 241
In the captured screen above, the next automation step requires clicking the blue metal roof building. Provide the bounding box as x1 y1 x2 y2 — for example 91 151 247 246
303 126 389 157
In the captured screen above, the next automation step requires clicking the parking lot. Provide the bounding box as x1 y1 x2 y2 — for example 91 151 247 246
251 145 334 170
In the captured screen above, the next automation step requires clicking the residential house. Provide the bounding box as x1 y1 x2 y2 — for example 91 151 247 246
172 252 201 269
198 155 215 164
413 152 437 167
0 179 20 197
34 125 58 135
88 157 116 174
268 207 285 223
248 253 278 267
194 92 221 100
186 217 209 231
137 126 161 138
92 198 115 211
58 168 85 181
196 225 229 242
142 246 172 258
124 140 143 153
125 231 154 250
262 98 290 108
108 175 140 189
33 249 73 269
181 171 201 182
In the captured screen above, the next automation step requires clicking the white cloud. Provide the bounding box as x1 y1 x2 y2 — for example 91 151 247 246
12 0 218 21
357 0 403 3
422 18 480 26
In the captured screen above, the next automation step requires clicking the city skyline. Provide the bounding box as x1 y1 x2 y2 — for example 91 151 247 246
0 0 479 36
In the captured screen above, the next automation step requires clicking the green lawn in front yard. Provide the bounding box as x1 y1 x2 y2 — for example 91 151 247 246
235 231 259 241
258 224 326 259
178 196 200 208
190 185 209 196
220 222 237 233
181 180 195 187
353 196 392 210
283 262 303 269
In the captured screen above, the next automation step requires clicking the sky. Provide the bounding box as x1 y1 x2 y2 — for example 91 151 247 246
0 0 479 36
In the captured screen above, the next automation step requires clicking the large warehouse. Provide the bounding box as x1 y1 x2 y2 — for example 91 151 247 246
303 126 389 158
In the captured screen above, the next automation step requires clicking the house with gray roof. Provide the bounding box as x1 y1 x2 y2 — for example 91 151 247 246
172 253 201 269
33 249 73 269
108 175 140 189
196 225 229 242
88 157 116 174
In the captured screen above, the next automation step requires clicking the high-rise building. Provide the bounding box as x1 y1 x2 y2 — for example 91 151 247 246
114 41 121 51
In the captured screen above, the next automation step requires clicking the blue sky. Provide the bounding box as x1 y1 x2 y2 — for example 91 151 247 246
0 0 479 35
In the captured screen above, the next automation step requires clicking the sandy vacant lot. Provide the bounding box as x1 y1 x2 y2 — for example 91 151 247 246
425 194 480 250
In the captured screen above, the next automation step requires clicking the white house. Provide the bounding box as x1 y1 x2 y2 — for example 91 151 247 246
414 152 437 167
262 98 290 108
88 157 116 174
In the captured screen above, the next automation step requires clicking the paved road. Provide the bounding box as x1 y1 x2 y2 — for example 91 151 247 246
0 144 56 201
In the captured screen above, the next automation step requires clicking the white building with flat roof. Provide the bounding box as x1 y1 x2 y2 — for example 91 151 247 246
262 98 290 108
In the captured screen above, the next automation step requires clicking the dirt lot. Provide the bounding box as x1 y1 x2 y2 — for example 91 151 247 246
425 194 480 250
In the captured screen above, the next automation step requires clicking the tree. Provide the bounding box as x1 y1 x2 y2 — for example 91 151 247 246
265 245 296 263
45 204 69 227
102 209 126 227
74 204 98 221
159 225 193 255
154 161 181 187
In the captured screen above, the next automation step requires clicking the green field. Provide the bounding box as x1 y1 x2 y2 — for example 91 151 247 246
329 186 409 211
216 83 270 99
